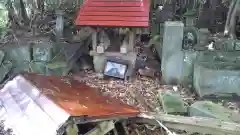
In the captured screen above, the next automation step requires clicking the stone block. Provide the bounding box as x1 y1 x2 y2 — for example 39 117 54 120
92 52 137 79
29 61 47 74
162 51 184 84
158 91 187 114
10 62 31 74
5 44 32 65
32 39 54 62
196 51 240 63
161 21 184 84
162 21 184 55
193 61 240 97
180 50 198 85
46 61 69 76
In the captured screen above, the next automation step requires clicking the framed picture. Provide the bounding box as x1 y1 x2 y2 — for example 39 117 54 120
103 59 128 79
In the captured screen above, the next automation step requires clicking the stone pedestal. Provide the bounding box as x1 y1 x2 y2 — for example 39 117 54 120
91 51 137 80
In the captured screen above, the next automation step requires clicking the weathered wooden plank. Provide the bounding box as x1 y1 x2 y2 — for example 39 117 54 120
132 113 240 135
75 0 149 27
78 11 148 17
77 20 148 27
81 7 145 12
78 16 148 22
84 2 143 7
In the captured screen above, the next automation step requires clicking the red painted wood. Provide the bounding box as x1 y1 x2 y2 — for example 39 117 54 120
77 20 149 27
75 0 150 27
79 11 148 17
84 2 143 7
81 7 145 12
24 73 140 117
78 16 148 21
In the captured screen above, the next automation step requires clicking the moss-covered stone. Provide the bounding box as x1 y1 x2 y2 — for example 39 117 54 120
46 61 69 76
29 61 47 74
32 43 54 62
193 61 240 97
5 44 32 65
158 91 187 114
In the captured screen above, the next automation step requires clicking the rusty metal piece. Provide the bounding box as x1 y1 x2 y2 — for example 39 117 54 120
23 73 140 117
75 0 150 27
0 73 139 135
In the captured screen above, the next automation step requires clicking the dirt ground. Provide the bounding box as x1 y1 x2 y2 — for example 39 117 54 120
72 71 197 113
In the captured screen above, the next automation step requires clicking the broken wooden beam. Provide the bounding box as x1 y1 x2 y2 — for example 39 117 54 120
131 113 240 135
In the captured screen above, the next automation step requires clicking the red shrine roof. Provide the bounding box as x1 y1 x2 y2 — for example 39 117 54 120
75 0 150 27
